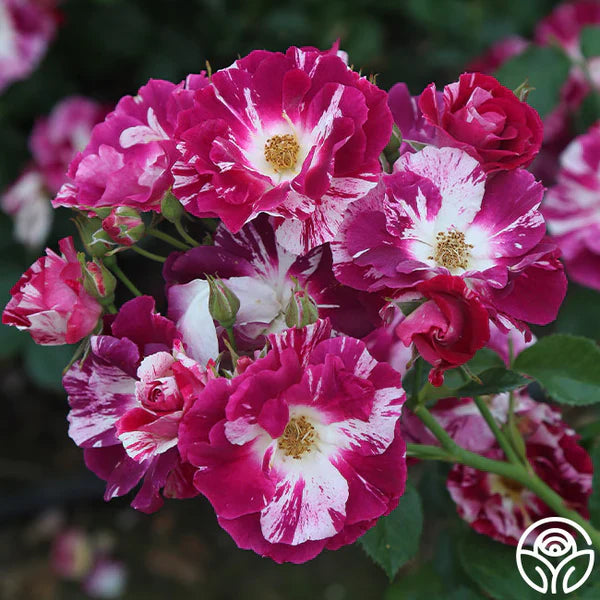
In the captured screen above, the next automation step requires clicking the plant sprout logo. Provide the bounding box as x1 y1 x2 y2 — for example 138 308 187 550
516 517 595 594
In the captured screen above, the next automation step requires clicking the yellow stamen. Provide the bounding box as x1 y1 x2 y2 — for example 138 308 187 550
264 134 300 172
278 416 316 459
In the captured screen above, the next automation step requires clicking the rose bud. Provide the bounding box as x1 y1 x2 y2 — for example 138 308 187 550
395 275 490 386
207 275 240 329
74 215 117 258
101 207 145 247
160 191 184 224
419 72 543 172
80 257 117 306
2 237 103 345
284 288 319 329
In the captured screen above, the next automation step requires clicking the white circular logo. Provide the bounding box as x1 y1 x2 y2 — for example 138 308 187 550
516 517 595 594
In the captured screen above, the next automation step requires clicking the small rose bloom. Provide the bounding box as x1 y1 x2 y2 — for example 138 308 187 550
2 236 102 345
395 275 490 386
101 207 144 246
447 398 593 545
64 297 205 513
543 123 600 290
179 320 407 563
173 45 392 254
419 73 543 172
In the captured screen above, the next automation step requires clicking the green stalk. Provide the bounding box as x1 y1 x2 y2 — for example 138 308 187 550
473 395 521 465
410 403 600 551
107 262 142 297
130 245 167 263
175 219 200 247
147 228 191 250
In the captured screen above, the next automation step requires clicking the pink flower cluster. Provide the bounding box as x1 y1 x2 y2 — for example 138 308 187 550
1 40 592 563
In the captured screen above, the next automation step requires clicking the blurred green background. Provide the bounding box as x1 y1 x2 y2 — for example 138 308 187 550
0 1 589 599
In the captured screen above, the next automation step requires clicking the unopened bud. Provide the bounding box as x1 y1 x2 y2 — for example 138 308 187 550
74 215 116 258
79 255 117 305
207 276 240 329
161 192 184 224
101 207 145 246
285 288 319 328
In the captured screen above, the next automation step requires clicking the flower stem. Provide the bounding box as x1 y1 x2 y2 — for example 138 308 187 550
108 262 142 297
473 395 521 465
147 228 191 250
130 245 167 263
409 405 600 551
175 219 200 246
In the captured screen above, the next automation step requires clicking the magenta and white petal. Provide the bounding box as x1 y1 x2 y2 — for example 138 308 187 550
167 279 218 365
260 453 348 545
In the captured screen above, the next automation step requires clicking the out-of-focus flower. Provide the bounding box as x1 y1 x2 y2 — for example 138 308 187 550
447 398 592 545
51 528 93 579
179 320 406 563
466 36 529 74
0 168 52 248
0 0 59 92
83 559 127 599
30 96 110 194
2 236 103 344
419 73 543 172
544 123 600 290
172 45 392 254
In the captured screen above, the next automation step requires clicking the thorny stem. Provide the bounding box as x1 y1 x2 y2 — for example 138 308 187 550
409 402 600 552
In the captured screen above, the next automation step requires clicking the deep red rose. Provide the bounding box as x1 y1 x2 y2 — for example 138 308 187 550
395 275 490 386
419 72 543 172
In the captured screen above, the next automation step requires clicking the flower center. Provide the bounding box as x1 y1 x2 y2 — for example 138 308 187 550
430 230 473 270
278 415 316 459
264 134 300 172
490 474 525 505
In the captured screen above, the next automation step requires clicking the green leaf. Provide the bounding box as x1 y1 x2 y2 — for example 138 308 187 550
556 284 600 340
589 443 600 529
359 482 423 580
384 564 444 600
402 358 430 400
440 348 505 390
459 531 541 600
445 588 486 600
495 45 571 118
575 92 600 135
580 26 600 59
454 368 530 397
513 334 600 405
422 367 529 404
25 342 75 392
